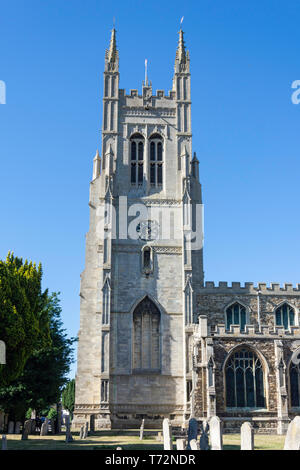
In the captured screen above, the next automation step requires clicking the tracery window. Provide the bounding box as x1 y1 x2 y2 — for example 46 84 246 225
130 133 144 186
275 303 295 330
226 303 247 332
133 297 160 371
290 350 300 407
225 348 265 409
149 134 163 187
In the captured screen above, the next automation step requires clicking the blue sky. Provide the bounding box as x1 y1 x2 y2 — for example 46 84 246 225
1 0 299 378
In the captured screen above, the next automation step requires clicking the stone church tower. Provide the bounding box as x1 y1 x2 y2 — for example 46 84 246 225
73 28 204 430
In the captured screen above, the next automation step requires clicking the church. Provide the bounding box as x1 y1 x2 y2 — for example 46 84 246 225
73 28 300 434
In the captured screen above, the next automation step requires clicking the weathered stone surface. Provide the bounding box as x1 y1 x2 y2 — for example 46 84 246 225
186 418 198 450
163 418 173 450
190 439 199 450
240 422 254 450
7 421 14 434
210 416 223 450
284 416 300 450
176 438 186 450
139 419 145 440
199 421 209 450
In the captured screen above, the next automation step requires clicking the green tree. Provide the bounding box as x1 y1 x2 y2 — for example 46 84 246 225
62 379 75 418
0 292 76 420
0 252 51 385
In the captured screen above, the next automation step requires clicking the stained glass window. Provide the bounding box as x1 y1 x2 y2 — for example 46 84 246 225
226 303 247 332
225 348 265 409
275 304 295 330
149 134 163 187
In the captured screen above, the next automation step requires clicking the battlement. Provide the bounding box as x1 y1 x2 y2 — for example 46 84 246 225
119 89 176 100
212 323 300 337
199 281 300 294
196 316 300 338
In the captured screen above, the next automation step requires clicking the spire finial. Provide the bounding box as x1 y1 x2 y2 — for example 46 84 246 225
176 27 186 63
145 59 148 86
107 27 118 63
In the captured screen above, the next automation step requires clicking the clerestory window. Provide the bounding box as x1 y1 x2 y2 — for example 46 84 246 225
275 303 295 330
226 302 247 332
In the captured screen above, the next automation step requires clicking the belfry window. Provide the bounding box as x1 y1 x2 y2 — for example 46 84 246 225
133 297 160 371
275 303 295 330
225 348 265 409
130 133 144 186
149 134 163 187
226 303 247 332
290 350 300 407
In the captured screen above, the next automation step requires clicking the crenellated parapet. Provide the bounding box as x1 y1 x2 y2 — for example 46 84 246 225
199 281 300 295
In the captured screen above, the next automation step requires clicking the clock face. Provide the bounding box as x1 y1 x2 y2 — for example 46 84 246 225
136 220 159 241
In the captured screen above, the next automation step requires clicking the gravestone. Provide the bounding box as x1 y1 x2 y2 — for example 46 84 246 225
209 416 223 450
15 422 21 434
190 439 199 450
176 438 186 450
40 421 48 436
2 435 7 450
139 419 145 440
116 447 122 450
284 416 300 450
7 421 14 434
22 420 31 440
162 418 173 450
240 422 254 450
186 418 198 450
83 421 89 439
79 425 84 439
65 421 73 443
199 421 209 450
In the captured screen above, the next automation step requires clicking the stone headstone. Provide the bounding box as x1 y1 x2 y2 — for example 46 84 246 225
139 419 145 440
21 420 31 440
190 439 199 450
284 416 300 450
65 422 74 443
240 421 254 450
79 425 84 439
2 435 7 450
199 421 209 450
162 418 173 450
7 421 14 434
40 421 47 436
186 417 198 450
209 416 223 450
15 422 21 434
176 438 186 450
83 421 89 439
116 447 122 450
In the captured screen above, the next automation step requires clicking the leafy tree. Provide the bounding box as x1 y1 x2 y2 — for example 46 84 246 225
0 292 76 420
62 379 75 418
0 252 51 385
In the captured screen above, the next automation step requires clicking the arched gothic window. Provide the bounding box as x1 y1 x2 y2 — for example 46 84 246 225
225 348 265 408
132 297 160 371
130 133 144 186
275 303 295 330
149 134 163 187
226 303 247 332
289 350 300 407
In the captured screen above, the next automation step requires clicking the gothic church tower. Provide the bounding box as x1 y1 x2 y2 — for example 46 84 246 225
73 28 204 430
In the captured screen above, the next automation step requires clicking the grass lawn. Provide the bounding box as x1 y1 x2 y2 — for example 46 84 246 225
2 432 285 450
